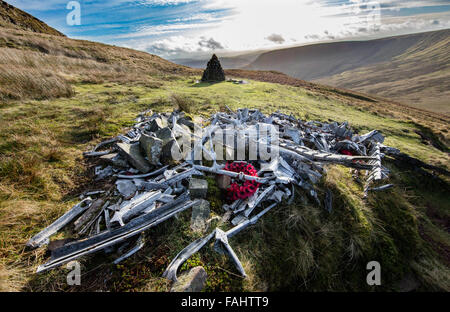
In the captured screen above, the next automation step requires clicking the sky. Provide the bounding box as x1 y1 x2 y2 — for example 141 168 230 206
6 0 450 59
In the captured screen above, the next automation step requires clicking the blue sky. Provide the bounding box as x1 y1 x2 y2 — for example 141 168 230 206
6 0 450 59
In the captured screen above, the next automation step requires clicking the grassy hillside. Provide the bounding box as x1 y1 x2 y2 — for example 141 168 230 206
245 30 450 114
315 31 450 115
0 26 197 101
0 0 64 36
0 9 449 292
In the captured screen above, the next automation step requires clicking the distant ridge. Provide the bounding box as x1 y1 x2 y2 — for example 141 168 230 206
245 29 450 114
0 0 65 36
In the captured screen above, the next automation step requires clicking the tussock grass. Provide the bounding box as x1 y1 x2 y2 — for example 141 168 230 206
170 93 193 113
0 28 197 101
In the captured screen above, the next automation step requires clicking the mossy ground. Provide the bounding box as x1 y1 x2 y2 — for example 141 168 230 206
0 78 448 291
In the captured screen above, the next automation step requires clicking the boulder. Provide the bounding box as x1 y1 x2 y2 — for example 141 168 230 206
189 178 208 198
117 142 151 173
139 133 163 166
170 266 207 292
190 199 210 233
94 165 114 181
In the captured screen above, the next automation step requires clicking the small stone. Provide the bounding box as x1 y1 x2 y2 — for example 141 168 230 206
161 135 191 165
148 117 168 132
139 133 163 166
216 174 231 190
170 266 207 292
189 178 208 198
221 210 232 223
172 123 191 139
117 142 151 173
116 180 137 200
178 117 195 130
100 153 129 168
95 165 114 181
155 127 174 145
190 199 210 233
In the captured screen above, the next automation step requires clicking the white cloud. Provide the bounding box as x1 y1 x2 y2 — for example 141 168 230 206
10 0 447 58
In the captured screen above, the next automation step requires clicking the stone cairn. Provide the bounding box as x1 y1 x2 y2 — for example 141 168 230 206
201 54 225 82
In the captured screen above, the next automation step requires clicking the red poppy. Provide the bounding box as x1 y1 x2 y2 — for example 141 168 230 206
340 149 353 156
224 162 260 201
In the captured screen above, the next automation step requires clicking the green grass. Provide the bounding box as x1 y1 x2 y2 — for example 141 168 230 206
0 78 449 291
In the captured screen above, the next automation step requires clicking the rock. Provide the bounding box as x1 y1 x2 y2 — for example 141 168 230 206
178 117 195 130
171 266 207 292
148 117 168 132
201 54 225 82
100 153 129 168
189 178 208 198
95 165 114 181
161 139 180 165
161 135 191 165
139 133 163 166
190 199 210 233
116 180 137 200
117 142 151 173
216 174 231 190
155 127 175 145
172 123 191 139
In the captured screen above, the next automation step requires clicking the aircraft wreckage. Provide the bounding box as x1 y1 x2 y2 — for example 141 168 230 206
26 107 445 281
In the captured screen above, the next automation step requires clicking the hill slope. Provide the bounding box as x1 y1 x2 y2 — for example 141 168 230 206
0 0 64 36
0 3 449 293
246 30 450 113
172 50 264 69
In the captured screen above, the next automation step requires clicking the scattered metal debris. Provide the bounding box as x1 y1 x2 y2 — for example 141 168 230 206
28 107 414 281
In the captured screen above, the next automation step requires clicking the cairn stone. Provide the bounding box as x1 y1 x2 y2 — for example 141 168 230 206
117 142 151 173
190 199 210 233
201 54 225 82
189 178 208 198
139 133 163 166
171 266 207 292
